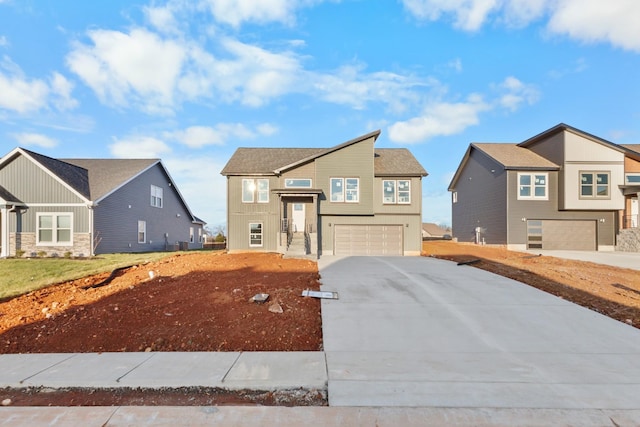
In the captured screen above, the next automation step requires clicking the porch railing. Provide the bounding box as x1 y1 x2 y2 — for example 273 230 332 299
281 218 293 247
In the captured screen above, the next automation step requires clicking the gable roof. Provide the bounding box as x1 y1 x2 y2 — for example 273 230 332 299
422 222 448 236
221 130 426 177
62 158 159 201
21 148 92 200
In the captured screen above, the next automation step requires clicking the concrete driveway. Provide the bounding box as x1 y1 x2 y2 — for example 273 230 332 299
318 256 640 410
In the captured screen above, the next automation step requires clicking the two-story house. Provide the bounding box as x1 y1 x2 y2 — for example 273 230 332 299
0 147 205 257
448 123 640 251
220 130 428 257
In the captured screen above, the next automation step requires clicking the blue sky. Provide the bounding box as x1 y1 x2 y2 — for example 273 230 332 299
1 0 639 229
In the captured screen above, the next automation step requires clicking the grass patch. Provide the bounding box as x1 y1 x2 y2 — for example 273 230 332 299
0 252 175 300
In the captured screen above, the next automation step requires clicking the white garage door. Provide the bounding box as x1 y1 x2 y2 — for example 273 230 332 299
527 220 597 251
334 225 403 256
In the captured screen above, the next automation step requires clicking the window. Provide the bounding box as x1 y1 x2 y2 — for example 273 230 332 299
150 185 163 208
37 213 72 245
285 178 312 188
138 221 146 243
249 223 263 247
331 177 359 203
189 227 194 243
518 173 548 200
242 179 269 203
198 228 203 243
383 180 411 204
580 172 610 199
625 174 640 184
452 191 458 204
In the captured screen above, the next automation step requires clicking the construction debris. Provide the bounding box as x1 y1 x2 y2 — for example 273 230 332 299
302 290 339 299
457 259 481 266
249 293 269 303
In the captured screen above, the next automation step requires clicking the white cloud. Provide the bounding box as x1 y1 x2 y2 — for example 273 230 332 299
494 76 540 111
11 132 58 148
204 0 302 27
50 72 79 110
144 5 180 34
0 36 8 47
388 94 490 143
401 0 640 51
166 122 278 148
109 135 172 158
163 155 228 226
66 28 186 114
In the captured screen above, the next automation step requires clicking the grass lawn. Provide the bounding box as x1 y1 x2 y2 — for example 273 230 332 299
0 252 176 300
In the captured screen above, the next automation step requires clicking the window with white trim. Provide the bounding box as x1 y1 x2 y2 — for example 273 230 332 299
150 185 163 208
331 177 359 203
198 228 203 243
383 180 411 204
284 178 312 188
625 173 640 184
580 171 610 199
518 173 548 200
242 179 269 203
190 227 194 243
138 220 146 243
452 191 458 204
249 223 263 247
37 213 73 245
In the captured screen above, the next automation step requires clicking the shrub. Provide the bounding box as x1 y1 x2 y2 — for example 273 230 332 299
64 251 73 259
14 249 25 258
37 251 47 258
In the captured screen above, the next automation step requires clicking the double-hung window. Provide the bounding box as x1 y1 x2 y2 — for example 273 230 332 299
249 223 263 247
580 171 610 198
138 220 146 243
150 185 163 208
242 179 269 203
330 178 359 203
518 173 548 200
37 213 73 245
383 180 411 204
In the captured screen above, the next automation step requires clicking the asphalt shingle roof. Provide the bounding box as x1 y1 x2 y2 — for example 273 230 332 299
374 148 428 176
23 149 92 199
472 143 559 170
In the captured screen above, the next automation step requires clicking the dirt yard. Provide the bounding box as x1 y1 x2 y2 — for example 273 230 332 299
424 241 640 328
1 244 639 406
0 252 323 354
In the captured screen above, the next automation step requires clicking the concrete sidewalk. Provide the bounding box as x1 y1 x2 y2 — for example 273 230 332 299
0 351 326 391
528 249 640 270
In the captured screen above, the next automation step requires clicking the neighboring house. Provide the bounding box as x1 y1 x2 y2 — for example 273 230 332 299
220 130 428 257
421 222 449 239
0 147 205 258
448 123 640 252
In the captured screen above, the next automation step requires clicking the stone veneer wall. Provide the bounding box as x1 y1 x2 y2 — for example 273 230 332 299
9 233 92 257
616 228 640 252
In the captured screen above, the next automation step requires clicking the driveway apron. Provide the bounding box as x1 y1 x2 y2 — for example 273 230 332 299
318 256 640 408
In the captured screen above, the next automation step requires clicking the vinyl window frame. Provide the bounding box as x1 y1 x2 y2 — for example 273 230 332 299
150 185 163 208
383 179 411 204
249 222 263 247
517 172 548 200
138 220 146 244
580 171 610 199
330 177 359 203
242 178 269 203
36 212 73 246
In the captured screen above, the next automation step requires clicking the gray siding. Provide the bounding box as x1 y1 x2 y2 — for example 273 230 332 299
506 170 616 247
0 155 86 204
93 164 201 254
316 137 375 215
451 149 507 244
374 177 422 214
226 175 279 251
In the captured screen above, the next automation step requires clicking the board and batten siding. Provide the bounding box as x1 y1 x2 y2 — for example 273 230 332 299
280 162 316 183
451 148 507 244
315 137 375 215
93 164 198 254
226 175 279 251
0 155 86 205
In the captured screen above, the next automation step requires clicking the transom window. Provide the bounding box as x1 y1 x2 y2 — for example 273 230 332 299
330 178 359 203
242 179 269 203
580 171 610 198
150 185 163 208
249 222 263 247
37 213 73 245
625 174 640 184
518 173 548 200
284 178 312 188
383 180 411 204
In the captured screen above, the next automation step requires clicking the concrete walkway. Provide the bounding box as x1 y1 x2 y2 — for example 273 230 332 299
2 255 640 426
528 249 640 270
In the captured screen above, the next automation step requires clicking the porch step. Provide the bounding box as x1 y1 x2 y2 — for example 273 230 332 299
284 233 316 260
617 228 640 252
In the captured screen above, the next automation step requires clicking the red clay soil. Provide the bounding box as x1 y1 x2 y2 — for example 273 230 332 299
0 252 323 353
424 240 640 329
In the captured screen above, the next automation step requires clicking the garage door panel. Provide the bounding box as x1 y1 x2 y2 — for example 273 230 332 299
527 220 596 251
334 225 403 256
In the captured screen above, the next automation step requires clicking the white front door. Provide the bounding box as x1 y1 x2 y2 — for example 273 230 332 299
292 203 305 232
632 197 638 228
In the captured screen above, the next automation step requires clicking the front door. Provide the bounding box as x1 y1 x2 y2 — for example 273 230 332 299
292 203 305 232
632 197 638 228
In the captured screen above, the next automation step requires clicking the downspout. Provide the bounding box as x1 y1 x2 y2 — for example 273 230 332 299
87 203 96 257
